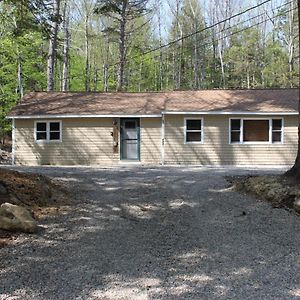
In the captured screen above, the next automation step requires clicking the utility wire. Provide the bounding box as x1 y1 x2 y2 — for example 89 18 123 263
101 6 297 91
105 4 295 74
108 0 276 67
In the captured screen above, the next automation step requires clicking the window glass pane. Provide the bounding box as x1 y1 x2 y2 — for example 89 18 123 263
272 132 282 143
36 132 47 140
36 122 46 131
186 132 201 142
243 120 269 142
50 132 60 140
186 120 201 130
231 119 241 130
272 119 282 131
231 131 240 143
50 122 60 131
125 121 136 129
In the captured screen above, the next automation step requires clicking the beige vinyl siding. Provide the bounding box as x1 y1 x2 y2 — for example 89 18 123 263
140 118 161 164
15 118 119 165
15 117 162 165
164 115 298 165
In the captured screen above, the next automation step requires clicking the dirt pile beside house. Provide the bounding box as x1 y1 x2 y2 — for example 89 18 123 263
0 168 69 246
227 175 300 213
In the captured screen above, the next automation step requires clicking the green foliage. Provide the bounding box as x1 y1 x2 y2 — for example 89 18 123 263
0 2 47 140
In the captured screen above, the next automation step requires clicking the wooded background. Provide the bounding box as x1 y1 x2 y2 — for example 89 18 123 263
0 0 299 140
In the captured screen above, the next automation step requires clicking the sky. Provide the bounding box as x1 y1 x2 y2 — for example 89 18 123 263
152 0 286 39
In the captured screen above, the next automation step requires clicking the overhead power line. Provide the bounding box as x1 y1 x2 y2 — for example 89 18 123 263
105 3 295 74
108 0 276 67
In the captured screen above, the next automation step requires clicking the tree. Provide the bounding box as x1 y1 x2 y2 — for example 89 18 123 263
47 0 61 91
62 0 70 91
286 0 300 178
0 1 47 143
94 0 151 91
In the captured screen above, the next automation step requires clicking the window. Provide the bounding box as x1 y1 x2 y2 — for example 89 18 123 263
230 119 241 143
35 121 62 142
230 118 283 144
185 118 203 143
272 119 283 143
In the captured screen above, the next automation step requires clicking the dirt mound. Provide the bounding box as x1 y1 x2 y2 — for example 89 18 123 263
0 168 69 246
227 175 300 213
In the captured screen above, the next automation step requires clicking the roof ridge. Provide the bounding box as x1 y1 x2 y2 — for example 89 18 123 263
28 87 299 94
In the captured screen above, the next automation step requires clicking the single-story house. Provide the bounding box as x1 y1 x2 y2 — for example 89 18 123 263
7 89 299 166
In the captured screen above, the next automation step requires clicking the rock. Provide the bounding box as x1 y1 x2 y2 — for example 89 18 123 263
0 203 38 233
293 198 300 214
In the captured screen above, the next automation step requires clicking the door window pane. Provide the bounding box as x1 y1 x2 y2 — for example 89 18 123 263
125 121 136 129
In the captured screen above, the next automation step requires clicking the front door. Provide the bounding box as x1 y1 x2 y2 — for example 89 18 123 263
120 118 140 160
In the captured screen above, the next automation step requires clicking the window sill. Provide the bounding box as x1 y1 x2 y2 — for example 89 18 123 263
230 142 283 145
35 140 62 144
184 141 204 145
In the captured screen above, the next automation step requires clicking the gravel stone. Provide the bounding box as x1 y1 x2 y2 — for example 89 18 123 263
0 165 299 300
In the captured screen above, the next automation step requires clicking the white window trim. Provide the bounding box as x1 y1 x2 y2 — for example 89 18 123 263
34 120 62 143
184 117 204 144
229 117 284 145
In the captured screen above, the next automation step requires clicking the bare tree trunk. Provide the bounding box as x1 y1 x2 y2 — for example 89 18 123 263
93 69 97 91
62 0 70 92
287 0 295 84
117 2 127 91
172 50 177 89
178 27 183 89
158 5 163 91
139 62 142 92
218 42 225 88
286 0 300 178
103 64 108 92
189 0 199 89
17 55 23 98
47 0 61 91
85 14 90 91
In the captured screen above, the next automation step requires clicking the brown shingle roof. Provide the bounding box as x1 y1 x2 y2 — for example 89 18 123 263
8 89 299 117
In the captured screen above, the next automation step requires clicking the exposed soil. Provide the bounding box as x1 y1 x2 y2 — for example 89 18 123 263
0 168 69 247
227 174 300 213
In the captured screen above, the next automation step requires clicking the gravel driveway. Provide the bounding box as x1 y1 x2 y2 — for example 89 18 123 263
1 166 300 300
